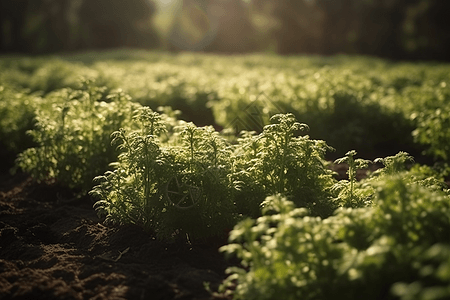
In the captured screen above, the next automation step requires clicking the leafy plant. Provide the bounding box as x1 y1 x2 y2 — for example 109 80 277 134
332 150 373 207
2 51 450 169
0 85 40 155
220 194 350 300
373 151 414 176
230 130 267 218
91 108 237 240
231 113 337 218
221 173 450 300
409 81 450 165
17 82 138 193
160 123 237 240
91 107 170 231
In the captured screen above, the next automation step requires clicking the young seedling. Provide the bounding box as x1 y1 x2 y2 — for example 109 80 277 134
333 150 372 207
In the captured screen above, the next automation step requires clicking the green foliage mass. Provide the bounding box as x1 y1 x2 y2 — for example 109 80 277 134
232 113 336 218
332 150 373 208
0 85 40 154
17 81 139 193
221 167 450 300
91 112 337 240
1 52 449 299
2 51 449 168
90 107 237 240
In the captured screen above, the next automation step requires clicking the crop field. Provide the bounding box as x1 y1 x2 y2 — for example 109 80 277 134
1 50 450 299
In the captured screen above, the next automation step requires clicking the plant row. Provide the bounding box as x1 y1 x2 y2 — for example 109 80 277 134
2 69 450 299
1 51 449 168
220 166 450 300
15 84 340 239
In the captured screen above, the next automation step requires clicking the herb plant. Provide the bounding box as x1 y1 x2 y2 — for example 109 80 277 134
91 108 237 240
0 85 40 155
17 82 138 193
232 113 336 218
2 52 450 170
332 150 373 207
221 171 450 300
91 112 340 239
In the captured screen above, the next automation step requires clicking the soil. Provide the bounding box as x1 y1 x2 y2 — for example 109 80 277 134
0 171 233 300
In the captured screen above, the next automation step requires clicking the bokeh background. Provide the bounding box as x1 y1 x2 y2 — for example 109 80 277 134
1 0 449 61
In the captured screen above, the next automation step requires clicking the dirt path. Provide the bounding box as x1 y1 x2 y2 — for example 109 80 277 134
0 173 231 300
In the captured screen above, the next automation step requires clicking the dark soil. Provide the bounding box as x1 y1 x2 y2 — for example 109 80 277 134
0 171 233 300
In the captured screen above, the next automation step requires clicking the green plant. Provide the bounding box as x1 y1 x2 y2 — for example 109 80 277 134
3 51 450 170
332 150 373 207
91 108 237 240
373 151 414 176
220 194 346 300
230 130 267 218
220 169 450 300
0 85 40 154
91 107 170 230
409 81 450 166
161 123 237 239
17 82 138 193
232 113 336 218
91 112 340 239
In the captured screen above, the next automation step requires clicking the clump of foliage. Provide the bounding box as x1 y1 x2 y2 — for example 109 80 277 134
0 85 40 155
2 52 449 167
331 150 373 208
90 107 237 240
17 82 138 193
91 112 338 240
412 106 450 175
373 151 414 176
220 155 450 300
231 113 336 218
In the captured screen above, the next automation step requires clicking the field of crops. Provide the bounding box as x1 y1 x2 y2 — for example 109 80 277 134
1 50 450 299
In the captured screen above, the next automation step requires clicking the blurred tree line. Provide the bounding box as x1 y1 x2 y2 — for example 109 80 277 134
251 0 450 60
1 0 449 61
0 0 159 53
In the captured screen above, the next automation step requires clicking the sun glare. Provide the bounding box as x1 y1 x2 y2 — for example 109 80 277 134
157 0 176 6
